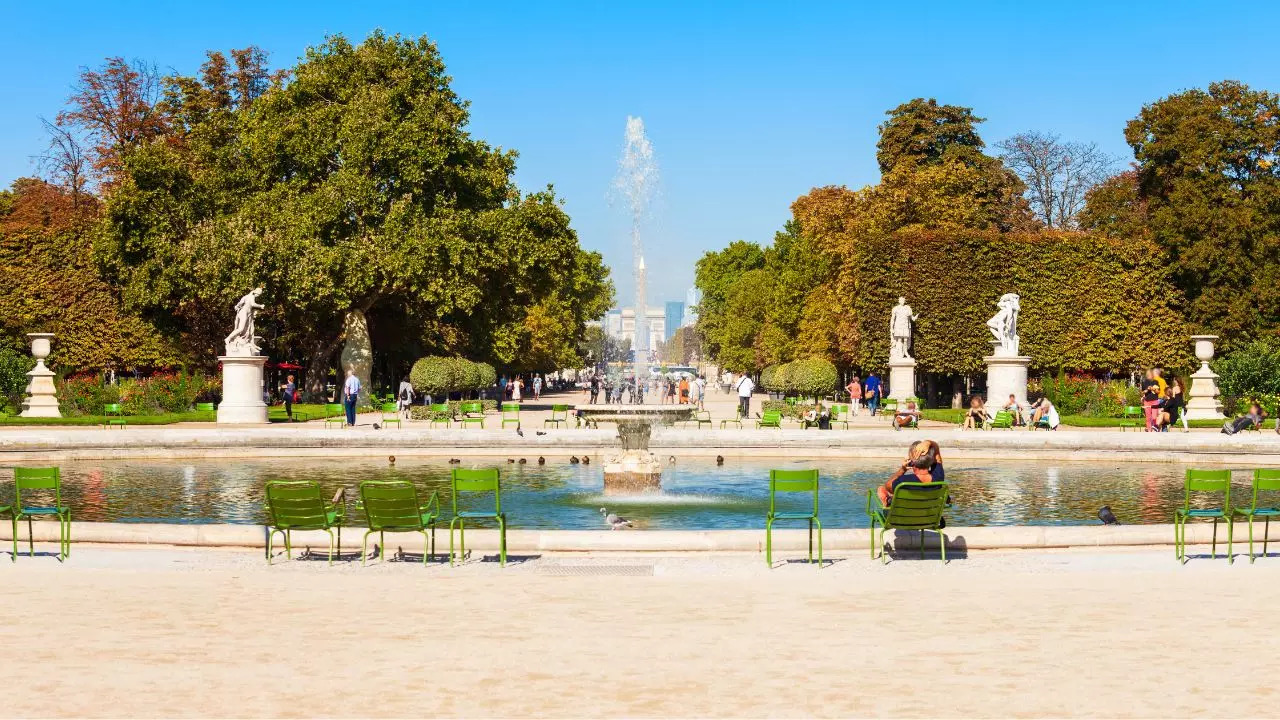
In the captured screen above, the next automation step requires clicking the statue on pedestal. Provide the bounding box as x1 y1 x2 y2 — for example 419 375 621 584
889 297 918 361
224 288 264 356
986 292 1021 356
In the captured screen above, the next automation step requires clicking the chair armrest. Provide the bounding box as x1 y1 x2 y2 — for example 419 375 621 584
331 487 346 506
420 490 441 518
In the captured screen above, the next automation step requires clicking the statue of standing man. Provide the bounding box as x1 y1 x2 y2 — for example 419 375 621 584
889 297 918 360
224 287 265 356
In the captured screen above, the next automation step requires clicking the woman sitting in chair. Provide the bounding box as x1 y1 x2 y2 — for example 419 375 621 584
963 396 988 429
876 440 945 507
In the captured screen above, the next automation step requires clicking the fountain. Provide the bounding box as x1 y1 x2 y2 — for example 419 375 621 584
578 117 690 494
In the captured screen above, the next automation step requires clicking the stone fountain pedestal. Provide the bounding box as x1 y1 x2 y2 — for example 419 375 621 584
217 355 268 424
1185 335 1225 420
20 333 61 418
984 343 1030 407
888 357 917 401
574 405 694 495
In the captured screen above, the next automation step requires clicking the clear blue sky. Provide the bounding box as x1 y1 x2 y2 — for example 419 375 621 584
5 1 1279 309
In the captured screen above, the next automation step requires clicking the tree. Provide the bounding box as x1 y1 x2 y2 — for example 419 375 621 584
37 118 92 217
56 57 167 184
876 98 987 174
1118 80 1280 346
97 32 612 395
997 131 1115 229
1077 170 1148 240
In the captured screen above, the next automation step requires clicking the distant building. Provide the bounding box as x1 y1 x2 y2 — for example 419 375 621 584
607 307 666 354
682 286 701 327
664 301 684 341
604 310 623 338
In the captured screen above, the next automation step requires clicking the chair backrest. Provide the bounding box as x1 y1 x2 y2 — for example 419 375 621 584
195 402 215 412
14 467 61 510
695 410 711 421
769 469 819 516
325 403 343 414
991 411 1013 427
886 482 949 529
461 401 483 415
1250 468 1280 508
551 404 568 419
452 467 501 514
502 402 520 419
1184 469 1231 511
430 403 449 413
381 402 397 413
104 403 121 415
882 399 899 412
265 480 331 529
831 404 846 418
1124 405 1142 417
785 396 798 406
359 480 424 530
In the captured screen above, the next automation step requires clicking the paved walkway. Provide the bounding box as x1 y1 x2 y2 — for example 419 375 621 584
1 544 1275 717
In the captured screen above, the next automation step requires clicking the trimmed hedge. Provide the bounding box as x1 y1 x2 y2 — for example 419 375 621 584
408 399 499 420
410 356 493 397
760 358 838 399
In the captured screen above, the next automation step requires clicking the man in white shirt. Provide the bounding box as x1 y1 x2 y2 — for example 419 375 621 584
735 373 755 419
343 369 361 427
694 375 707 410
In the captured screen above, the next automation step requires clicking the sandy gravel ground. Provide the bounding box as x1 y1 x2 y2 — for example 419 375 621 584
1 544 1276 718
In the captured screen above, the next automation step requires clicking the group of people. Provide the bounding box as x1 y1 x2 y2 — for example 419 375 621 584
963 393 1060 430
844 373 883 416
1140 368 1186 432
497 374 546 403
584 373 709 408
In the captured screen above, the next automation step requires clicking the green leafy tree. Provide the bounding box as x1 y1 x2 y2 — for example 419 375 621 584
876 98 987 174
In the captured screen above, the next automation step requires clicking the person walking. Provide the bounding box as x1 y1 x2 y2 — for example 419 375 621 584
846 375 862 416
283 374 297 420
864 372 882 416
694 374 707 410
342 369 361 427
533 374 543 401
589 374 600 404
512 375 523 403
679 376 690 404
397 375 415 418
735 372 755 419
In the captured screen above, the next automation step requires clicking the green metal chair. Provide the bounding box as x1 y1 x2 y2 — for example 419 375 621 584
103 403 127 429
358 480 439 565
500 402 520 429
195 402 215 413
720 409 744 429
324 403 346 428
988 411 1014 430
756 409 782 429
867 481 950 564
10 467 71 562
264 481 345 565
459 401 485 429
545 404 569 428
829 404 850 430
1234 469 1280 563
449 468 507 566
428 403 452 428
880 399 899 417
784 396 799 407
764 469 822 567
689 410 712 429
1119 405 1143 431
1174 468 1233 564
380 402 402 429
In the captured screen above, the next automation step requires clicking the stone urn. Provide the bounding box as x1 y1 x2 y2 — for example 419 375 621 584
20 333 61 418
1185 335 1225 420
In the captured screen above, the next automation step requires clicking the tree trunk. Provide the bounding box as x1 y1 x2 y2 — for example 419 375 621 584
303 336 343 402
340 309 373 408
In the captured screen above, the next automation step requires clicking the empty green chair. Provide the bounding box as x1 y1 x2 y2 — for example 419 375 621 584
195 402 215 413
1234 469 1280 563
784 396 799 407
764 469 822 567
988 411 1014 430
1174 468 1233 564
545 404 569 428
757 409 782 429
103 403 126 429
358 480 440 565
459 401 485 429
10 467 71 562
500 402 520 429
1119 405 1143 431
880 399 899 417
829 404 850 430
720 409 744 429
449 468 507 566
429 403 452 428
324 403 345 428
264 481 345 565
380 402 402 429
867 481 950 564
689 410 712 429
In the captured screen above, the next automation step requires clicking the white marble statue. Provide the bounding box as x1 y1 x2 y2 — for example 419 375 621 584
889 297 918 360
986 292 1021 356
224 287 265 356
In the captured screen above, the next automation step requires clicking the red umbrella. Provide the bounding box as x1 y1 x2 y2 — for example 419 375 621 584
274 362 303 370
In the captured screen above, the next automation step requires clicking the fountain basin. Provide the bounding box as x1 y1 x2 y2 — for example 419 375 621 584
574 405 694 494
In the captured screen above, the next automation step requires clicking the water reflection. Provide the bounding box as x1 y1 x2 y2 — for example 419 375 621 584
0 458 1256 529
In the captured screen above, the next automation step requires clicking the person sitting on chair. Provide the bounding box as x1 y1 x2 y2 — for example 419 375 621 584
1222 403 1266 435
1155 386 1184 432
963 396 988 429
876 440 945 507
893 400 921 430
1028 396 1060 430
802 403 832 430
1002 394 1025 426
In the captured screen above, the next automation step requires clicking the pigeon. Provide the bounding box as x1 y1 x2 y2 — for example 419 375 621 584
668 455 676 465
537 456 546 465
517 427 524 437
536 431 547 436
507 458 515 464
716 455 724 465
581 456 590 465
569 456 580 464
373 423 381 430
1098 506 1120 525
448 458 461 464
600 507 633 530
518 458 527 464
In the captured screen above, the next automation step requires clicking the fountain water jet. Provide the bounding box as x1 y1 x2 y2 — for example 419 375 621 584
614 116 658 383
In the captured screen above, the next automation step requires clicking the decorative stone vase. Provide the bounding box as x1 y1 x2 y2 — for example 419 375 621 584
1185 335 1225 420
20 333 61 418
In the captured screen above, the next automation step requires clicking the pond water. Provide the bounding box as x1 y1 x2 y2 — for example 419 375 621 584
0 456 1257 528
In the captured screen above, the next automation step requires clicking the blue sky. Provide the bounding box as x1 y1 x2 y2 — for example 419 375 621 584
5 1 1279 309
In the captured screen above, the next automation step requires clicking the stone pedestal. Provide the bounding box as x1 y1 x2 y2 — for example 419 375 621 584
984 353 1031 407
1185 335 1226 420
217 355 268 424
888 357 918 401
20 333 61 418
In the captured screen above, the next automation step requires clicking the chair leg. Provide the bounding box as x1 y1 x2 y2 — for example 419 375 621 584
1265 517 1271 558
422 530 430 565
430 524 437 561
814 518 823 568
1212 518 1218 559
326 529 335 566
362 530 373 566
285 529 292 560
337 525 342 561
267 528 274 565
919 529 925 560
807 518 813 563
448 518 460 566
869 518 876 560
1227 517 1234 565
11 516 17 562
881 527 889 565
765 517 773 566
1248 516 1255 564
939 529 947 564
28 516 34 557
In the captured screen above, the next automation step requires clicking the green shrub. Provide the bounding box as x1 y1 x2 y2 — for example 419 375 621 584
788 358 838 399
1035 374 1138 417
1215 339 1280 399
0 347 31 412
475 362 497 390
760 364 780 392
408 399 498 420
410 356 458 395
57 371 216 416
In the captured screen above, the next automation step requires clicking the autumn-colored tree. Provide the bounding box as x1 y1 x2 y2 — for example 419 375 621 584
56 57 168 185
876 98 987 173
